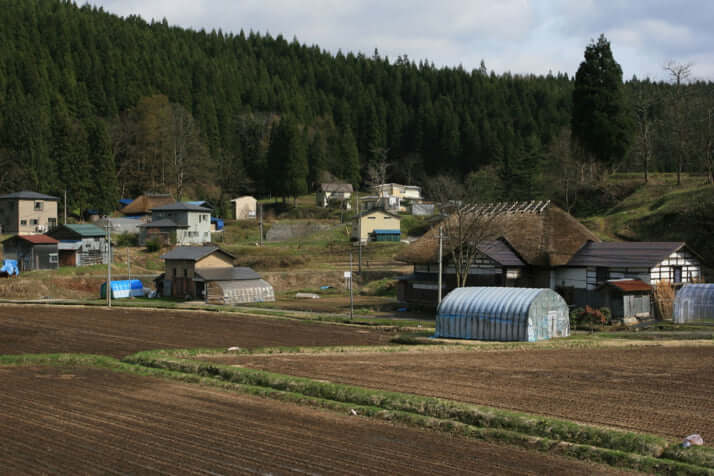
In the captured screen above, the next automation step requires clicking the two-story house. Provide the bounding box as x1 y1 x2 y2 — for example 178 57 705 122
0 191 59 234
138 202 211 246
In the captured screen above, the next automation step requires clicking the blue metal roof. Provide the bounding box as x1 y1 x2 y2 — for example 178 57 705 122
373 229 400 234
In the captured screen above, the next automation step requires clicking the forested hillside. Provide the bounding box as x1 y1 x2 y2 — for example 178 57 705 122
0 0 712 216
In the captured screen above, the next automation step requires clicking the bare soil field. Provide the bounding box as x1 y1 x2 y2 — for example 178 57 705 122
0 366 625 475
0 304 393 357
216 345 714 441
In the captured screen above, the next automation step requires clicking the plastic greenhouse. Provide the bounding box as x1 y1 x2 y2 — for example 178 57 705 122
435 287 570 342
673 284 714 323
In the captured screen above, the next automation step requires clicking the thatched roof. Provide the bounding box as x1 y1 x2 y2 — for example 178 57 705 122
396 201 599 267
120 193 174 215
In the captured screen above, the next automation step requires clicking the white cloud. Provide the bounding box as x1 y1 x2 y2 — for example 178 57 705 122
86 0 714 80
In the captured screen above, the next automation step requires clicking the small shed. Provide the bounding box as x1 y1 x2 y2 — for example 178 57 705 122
197 267 275 305
231 196 257 219
47 224 108 266
2 234 59 271
673 284 714 323
436 287 570 342
598 279 652 320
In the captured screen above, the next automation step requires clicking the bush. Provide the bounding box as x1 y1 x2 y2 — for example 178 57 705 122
146 237 161 252
115 232 138 247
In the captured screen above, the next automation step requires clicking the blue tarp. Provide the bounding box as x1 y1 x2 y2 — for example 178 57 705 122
0 259 19 276
100 279 144 299
373 229 401 235
119 198 133 207
211 217 224 230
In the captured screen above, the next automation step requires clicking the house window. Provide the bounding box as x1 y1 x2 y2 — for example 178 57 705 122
368 216 376 220
49 253 58 264
673 266 682 283
20 219 27 226
183 269 188 278
34 201 43 211
30 219 38 225
596 267 608 284
173 268 177 277
48 218 57 229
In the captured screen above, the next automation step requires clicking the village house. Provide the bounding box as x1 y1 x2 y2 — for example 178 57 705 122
231 196 257 219
157 245 274 304
119 193 174 221
0 191 59 235
47 224 108 267
396 201 598 307
371 183 423 213
2 234 59 271
351 209 401 243
556 241 703 310
316 183 353 209
138 202 211 246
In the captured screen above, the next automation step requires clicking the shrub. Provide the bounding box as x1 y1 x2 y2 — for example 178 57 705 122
146 237 161 252
115 232 138 247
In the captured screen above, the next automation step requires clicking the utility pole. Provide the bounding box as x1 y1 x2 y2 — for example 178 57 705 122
259 203 263 246
104 222 112 308
438 225 443 305
127 247 131 281
64 189 67 225
349 251 354 320
358 240 362 273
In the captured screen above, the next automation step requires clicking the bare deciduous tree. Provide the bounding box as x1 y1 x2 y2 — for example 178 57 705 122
427 175 500 287
366 146 390 193
664 60 694 185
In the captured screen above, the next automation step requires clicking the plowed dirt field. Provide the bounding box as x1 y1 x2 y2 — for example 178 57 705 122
0 304 393 357
216 345 714 441
0 366 626 475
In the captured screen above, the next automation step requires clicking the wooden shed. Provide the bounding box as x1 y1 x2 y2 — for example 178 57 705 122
2 235 59 271
47 224 108 267
598 279 652 319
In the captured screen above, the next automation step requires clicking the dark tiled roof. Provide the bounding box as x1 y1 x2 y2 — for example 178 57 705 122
567 241 686 268
137 218 188 228
0 190 59 201
195 267 261 281
151 202 212 212
477 239 525 267
160 246 234 261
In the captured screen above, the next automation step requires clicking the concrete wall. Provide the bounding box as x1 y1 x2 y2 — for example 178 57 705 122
232 197 257 219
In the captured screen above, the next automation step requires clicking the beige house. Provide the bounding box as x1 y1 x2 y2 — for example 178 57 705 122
371 183 422 212
231 196 257 219
0 191 59 234
159 246 274 304
351 209 401 242
317 183 353 209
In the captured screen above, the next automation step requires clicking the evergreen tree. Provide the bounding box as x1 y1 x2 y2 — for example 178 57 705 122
339 128 361 188
572 34 631 170
86 118 118 213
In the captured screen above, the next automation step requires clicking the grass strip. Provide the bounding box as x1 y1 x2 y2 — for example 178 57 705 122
123 355 669 457
2 353 712 474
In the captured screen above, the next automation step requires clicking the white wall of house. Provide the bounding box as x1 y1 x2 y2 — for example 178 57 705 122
650 251 700 284
152 210 211 245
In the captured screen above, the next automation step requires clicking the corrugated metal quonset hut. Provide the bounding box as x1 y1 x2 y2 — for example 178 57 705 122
673 284 714 323
436 287 570 342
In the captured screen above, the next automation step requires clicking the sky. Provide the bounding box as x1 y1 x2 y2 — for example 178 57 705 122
86 0 714 81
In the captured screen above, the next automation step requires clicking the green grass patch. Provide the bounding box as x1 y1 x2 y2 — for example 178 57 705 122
121 353 714 472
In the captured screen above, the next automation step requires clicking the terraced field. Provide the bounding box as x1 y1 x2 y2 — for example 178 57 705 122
0 304 393 357
215 344 714 441
0 366 625 475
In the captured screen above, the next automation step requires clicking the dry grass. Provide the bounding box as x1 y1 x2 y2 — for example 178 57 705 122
653 281 676 320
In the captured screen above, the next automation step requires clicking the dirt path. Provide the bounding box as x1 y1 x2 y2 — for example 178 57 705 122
221 345 714 441
0 304 394 357
0 366 628 475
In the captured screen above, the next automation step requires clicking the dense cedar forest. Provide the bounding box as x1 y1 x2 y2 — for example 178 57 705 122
1 0 713 216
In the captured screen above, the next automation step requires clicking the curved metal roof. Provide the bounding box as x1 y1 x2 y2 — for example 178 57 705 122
673 284 714 323
437 287 547 320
